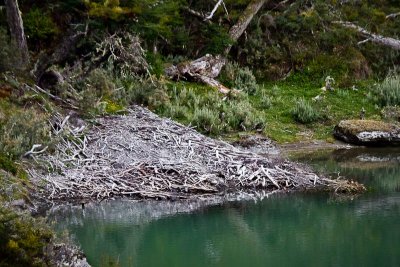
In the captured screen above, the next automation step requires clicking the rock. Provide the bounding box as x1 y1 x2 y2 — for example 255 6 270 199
334 120 400 145
38 70 64 95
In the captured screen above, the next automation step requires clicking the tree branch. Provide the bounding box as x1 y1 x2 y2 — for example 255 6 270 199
225 0 268 54
386 12 400 19
334 21 400 51
205 0 224 21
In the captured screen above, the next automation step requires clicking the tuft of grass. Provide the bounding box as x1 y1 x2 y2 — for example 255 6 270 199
258 91 273 109
375 74 400 106
291 98 321 124
192 107 221 135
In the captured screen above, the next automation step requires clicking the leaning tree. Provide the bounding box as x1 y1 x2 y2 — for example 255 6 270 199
4 0 29 69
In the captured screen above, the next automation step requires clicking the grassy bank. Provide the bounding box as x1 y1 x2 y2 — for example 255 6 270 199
151 76 381 144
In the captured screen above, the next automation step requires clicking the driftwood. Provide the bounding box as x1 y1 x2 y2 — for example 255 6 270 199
165 54 231 94
30 106 364 201
334 21 400 51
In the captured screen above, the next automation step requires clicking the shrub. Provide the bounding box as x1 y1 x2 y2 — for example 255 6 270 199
23 7 58 43
381 105 400 122
163 103 189 120
0 205 52 266
0 101 50 159
220 62 259 94
234 66 259 95
0 28 19 72
375 74 400 106
225 101 264 131
259 92 273 109
117 77 169 108
192 107 221 135
291 98 320 123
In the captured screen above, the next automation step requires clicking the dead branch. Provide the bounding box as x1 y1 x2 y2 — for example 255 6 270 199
205 0 224 21
23 144 48 158
334 21 400 51
386 12 400 19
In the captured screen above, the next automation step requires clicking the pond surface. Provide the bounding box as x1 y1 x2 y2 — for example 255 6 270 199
52 148 400 267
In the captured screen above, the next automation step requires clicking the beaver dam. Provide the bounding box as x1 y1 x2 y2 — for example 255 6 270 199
30 106 363 201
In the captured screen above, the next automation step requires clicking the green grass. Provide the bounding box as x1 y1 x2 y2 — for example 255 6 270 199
153 76 380 144
252 79 380 142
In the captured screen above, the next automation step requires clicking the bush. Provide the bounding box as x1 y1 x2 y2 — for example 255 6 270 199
381 105 400 122
0 205 52 266
23 7 58 45
376 74 400 106
0 101 50 159
192 107 221 135
291 98 320 123
220 62 259 95
259 92 273 109
0 28 19 72
117 77 169 108
225 101 264 131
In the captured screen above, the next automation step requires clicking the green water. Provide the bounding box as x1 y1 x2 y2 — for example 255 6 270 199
52 148 400 267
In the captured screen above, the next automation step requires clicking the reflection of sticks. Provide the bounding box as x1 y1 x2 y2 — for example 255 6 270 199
30 106 364 201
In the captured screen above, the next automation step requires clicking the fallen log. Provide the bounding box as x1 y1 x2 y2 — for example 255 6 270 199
165 54 231 94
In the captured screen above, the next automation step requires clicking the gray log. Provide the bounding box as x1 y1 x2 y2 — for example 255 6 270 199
5 0 29 69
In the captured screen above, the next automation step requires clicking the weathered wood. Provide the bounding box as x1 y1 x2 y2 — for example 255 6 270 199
334 21 400 51
225 0 268 54
205 0 224 21
386 12 400 19
167 0 268 92
165 54 231 93
4 0 29 69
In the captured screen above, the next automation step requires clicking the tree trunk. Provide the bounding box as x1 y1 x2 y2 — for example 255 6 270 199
225 0 268 55
166 0 268 93
5 0 29 69
334 21 400 51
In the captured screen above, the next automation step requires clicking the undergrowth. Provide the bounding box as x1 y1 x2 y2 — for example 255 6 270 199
375 74 400 106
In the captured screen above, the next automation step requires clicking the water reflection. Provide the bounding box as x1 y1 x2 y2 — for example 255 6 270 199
52 148 400 267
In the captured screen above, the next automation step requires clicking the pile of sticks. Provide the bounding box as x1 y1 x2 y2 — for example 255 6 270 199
30 106 363 201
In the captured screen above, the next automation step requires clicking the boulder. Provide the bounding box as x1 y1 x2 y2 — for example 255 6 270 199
334 120 400 146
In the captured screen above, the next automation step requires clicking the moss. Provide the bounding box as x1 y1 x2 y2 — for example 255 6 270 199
104 99 125 114
337 120 395 135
